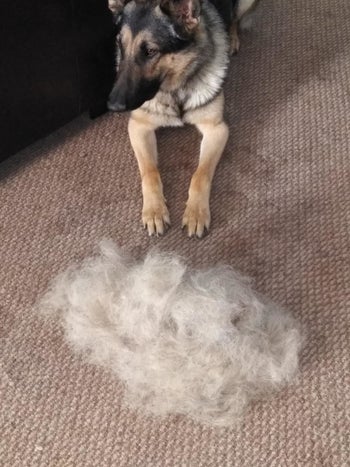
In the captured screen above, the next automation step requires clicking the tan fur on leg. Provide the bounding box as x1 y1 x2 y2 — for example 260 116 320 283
128 112 170 236
230 0 260 54
183 93 229 238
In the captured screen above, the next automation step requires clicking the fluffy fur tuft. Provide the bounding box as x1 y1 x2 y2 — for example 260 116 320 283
40 241 302 426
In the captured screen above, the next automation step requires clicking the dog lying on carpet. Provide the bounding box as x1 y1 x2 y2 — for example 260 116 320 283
40 241 302 427
107 0 260 237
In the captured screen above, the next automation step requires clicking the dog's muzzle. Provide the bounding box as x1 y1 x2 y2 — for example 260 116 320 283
107 76 162 112
107 99 126 112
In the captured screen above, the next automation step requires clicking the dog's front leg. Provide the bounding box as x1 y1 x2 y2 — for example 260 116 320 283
128 112 170 236
183 92 229 238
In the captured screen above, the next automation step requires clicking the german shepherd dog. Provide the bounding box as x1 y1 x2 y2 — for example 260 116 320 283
107 0 259 237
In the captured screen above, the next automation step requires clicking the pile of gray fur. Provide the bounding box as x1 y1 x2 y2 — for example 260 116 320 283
40 241 302 426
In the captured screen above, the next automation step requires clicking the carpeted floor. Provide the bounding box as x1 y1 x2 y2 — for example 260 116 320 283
1 0 349 465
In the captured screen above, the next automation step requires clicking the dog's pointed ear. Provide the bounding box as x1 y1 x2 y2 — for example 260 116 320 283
108 0 130 14
109 0 131 31
160 0 201 31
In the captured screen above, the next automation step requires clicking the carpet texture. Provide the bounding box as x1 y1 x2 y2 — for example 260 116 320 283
1 0 349 465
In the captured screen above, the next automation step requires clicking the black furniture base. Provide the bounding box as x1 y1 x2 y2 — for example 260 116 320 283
0 0 115 161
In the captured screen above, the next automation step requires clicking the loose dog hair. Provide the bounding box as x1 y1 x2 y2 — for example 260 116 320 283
40 241 302 426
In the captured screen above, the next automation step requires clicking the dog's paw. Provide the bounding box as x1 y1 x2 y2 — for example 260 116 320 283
142 198 170 236
182 201 210 238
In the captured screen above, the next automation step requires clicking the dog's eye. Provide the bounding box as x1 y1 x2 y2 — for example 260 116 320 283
141 43 159 59
146 48 158 57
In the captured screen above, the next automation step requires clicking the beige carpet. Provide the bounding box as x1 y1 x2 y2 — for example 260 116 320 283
1 0 349 465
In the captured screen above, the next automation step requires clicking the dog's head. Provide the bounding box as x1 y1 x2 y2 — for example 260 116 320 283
107 0 202 112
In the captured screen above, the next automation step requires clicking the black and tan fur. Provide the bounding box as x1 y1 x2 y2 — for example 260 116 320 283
108 0 259 237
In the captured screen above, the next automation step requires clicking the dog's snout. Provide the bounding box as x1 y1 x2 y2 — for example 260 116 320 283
107 99 126 112
108 72 161 112
108 85 128 113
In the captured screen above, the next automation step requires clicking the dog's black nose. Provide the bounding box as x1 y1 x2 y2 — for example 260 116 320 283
107 100 126 112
